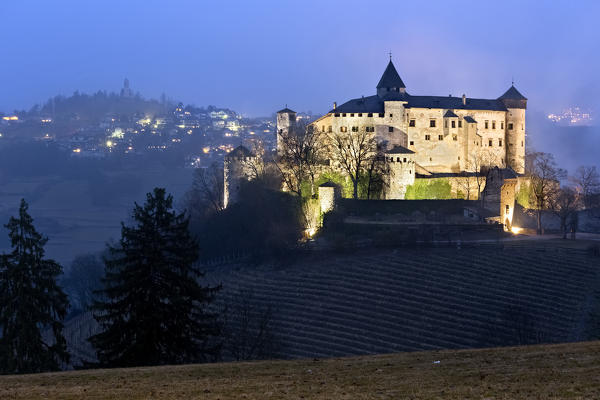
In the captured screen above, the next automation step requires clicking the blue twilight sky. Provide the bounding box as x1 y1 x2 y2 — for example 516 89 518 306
0 0 599 117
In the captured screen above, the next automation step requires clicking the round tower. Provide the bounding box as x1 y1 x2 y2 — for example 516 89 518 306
276 107 296 155
223 145 256 208
498 85 527 174
384 145 416 199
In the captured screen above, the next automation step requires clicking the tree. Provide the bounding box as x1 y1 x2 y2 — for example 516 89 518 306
275 122 325 198
0 199 69 374
328 127 376 199
61 253 105 313
571 166 600 210
221 289 279 361
527 152 566 234
549 186 581 239
183 163 224 221
89 188 221 368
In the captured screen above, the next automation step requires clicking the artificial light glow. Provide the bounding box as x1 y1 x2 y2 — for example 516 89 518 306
511 226 522 235
72 148 81 153
202 147 210 154
106 140 114 148
2 116 18 121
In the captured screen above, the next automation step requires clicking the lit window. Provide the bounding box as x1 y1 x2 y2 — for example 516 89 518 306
340 126 347 133
430 119 436 127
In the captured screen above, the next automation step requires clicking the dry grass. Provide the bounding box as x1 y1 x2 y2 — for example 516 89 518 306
1 341 599 399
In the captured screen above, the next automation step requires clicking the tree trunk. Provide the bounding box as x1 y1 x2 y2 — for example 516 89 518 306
537 210 543 235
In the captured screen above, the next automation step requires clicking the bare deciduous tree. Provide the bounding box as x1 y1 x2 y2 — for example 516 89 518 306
527 152 566 234
275 122 325 198
549 186 581 239
571 165 600 210
184 162 224 219
328 127 376 199
221 289 278 361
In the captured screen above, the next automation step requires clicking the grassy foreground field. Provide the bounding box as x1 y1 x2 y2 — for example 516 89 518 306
1 341 599 399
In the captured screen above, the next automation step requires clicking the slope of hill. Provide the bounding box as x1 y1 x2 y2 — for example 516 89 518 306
63 242 600 365
1 341 599 399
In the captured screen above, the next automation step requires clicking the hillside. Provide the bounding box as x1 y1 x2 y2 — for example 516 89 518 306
62 241 600 365
1 341 599 399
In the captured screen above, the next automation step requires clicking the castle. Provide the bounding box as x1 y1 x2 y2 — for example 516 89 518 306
225 60 527 229
277 59 526 199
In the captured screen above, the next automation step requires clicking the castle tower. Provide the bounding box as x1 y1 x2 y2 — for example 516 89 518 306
223 145 256 208
384 145 416 199
276 107 296 155
498 85 527 174
376 60 406 98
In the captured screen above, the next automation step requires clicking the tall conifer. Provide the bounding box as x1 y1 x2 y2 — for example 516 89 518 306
90 188 220 367
0 199 69 374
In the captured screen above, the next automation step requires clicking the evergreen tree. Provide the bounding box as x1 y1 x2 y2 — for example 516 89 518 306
89 188 220 367
0 199 69 374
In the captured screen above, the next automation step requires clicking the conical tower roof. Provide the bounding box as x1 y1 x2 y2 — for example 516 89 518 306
498 85 527 100
376 60 406 89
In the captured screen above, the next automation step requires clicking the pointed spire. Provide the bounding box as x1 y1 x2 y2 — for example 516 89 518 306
376 60 406 90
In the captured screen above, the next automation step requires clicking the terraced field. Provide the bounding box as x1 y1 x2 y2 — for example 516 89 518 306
63 243 600 364
210 244 599 359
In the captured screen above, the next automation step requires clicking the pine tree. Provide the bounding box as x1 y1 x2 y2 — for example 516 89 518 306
0 199 69 374
89 188 221 367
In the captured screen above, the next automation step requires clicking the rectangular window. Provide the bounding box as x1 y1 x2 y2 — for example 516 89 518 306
340 126 347 132
366 126 374 132
328 126 332 132
351 126 359 132
321 125 325 132
458 120 462 128
388 126 394 132
492 121 496 129
444 120 448 128
451 120 456 128
453 134 457 141
358 113 362 117
485 121 489 129
342 113 347 117
521 141 524 147
501 122 504 129
378 113 384 118
389 113 393 117
430 119 436 127
508 123 514 130
425 135 431 141
438 134 444 140
488 139 493 146
409 119 416 127
403 158 407 162
367 113 373 117
499 139 503 146
334 113 340 117
410 141 414 146
350 113 354 117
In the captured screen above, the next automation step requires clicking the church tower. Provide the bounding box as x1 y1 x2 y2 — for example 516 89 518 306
498 85 527 174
